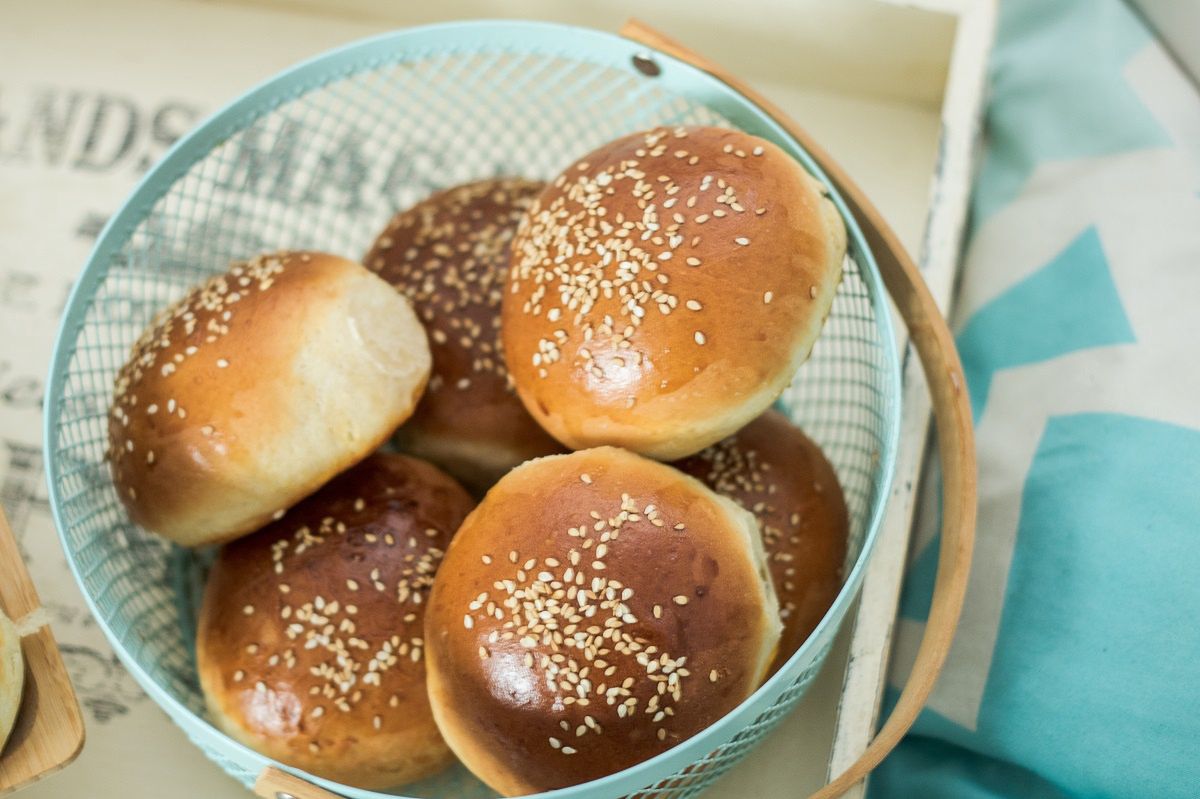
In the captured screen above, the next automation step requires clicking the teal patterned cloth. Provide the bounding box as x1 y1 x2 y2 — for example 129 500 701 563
871 1 1200 796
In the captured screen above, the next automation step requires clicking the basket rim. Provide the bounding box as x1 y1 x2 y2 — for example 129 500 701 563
43 18 902 799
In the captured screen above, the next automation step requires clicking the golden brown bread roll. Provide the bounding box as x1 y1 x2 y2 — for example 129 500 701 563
502 126 846 460
365 179 562 492
674 410 848 675
107 251 431 546
0 606 23 755
424 447 781 795
196 453 474 789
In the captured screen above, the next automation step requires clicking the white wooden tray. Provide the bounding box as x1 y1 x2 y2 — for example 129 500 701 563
0 0 992 795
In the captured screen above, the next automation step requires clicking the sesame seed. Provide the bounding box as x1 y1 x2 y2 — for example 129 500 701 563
685 300 702 311
735 237 750 246
216 358 229 368
752 145 764 156
710 669 721 682
763 291 774 304
673 595 689 605
693 331 707 346
580 473 593 484
242 605 254 615
810 285 818 299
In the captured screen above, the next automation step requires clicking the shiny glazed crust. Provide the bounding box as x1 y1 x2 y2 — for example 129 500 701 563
365 179 563 492
502 126 846 459
674 410 848 674
107 251 431 546
196 453 474 789
424 447 781 795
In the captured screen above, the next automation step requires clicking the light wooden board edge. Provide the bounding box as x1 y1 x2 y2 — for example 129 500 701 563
0 507 86 795
825 1 996 795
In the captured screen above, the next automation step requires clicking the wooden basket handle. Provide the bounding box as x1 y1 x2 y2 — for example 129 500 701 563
254 20 978 799
618 18 977 798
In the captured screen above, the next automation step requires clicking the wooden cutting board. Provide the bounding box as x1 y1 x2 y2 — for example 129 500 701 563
0 506 85 795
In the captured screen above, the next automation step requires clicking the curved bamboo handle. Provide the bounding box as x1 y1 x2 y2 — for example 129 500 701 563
618 18 977 799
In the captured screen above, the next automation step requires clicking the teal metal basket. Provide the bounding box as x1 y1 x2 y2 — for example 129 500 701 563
44 20 901 799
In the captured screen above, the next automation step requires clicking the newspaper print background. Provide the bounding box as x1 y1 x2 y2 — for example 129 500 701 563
2 3 372 795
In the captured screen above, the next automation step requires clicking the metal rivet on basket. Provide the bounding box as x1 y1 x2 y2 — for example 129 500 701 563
632 52 661 77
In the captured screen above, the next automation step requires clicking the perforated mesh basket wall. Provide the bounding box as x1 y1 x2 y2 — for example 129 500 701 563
45 21 900 799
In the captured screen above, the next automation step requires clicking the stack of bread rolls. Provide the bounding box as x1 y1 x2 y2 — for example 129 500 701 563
108 126 850 795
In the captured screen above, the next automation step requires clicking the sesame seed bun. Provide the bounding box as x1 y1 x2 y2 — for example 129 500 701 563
196 453 474 790
365 179 563 493
107 251 431 547
424 447 781 795
502 126 846 460
0 606 23 755
673 410 848 675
